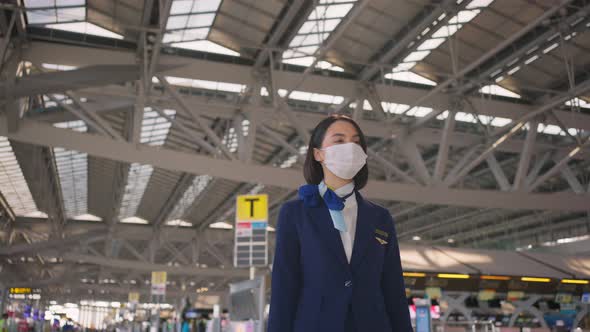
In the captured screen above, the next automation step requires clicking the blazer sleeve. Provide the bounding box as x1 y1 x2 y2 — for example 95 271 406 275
381 210 413 332
267 203 301 332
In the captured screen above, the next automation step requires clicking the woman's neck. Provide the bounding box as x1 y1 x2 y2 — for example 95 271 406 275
323 172 353 190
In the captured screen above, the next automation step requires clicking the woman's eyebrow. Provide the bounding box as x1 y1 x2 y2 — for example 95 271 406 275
330 133 360 137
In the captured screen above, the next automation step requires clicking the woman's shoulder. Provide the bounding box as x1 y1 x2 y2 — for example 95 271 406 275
360 195 391 217
279 198 304 212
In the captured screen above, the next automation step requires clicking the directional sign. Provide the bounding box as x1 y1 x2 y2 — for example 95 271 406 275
234 194 269 268
236 195 268 221
151 271 167 296
128 292 140 303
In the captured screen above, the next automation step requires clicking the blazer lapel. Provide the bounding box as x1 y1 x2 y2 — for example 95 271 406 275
350 192 374 270
304 201 348 267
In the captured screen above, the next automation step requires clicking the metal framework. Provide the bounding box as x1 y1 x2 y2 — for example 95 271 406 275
0 0 589 303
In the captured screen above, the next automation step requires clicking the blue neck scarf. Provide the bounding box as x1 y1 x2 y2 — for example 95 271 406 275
299 182 355 232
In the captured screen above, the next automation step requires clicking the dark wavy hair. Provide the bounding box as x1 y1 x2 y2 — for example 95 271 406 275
303 115 369 190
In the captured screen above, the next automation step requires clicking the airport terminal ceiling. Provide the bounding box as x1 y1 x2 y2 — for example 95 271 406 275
0 0 589 302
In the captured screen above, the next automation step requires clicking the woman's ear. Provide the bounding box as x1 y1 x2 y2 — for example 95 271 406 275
313 148 324 162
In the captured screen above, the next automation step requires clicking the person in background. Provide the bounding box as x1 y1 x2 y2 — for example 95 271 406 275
0 313 7 332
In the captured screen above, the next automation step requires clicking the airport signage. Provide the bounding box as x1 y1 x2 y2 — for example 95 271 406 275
151 271 167 296
234 194 269 268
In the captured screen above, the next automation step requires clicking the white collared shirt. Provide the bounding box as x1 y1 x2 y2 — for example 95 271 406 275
319 181 358 263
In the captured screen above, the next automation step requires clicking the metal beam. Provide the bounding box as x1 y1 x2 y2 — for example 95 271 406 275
158 76 236 160
152 173 194 228
457 5 590 95
407 0 575 130
23 41 590 132
396 136 431 185
253 0 307 68
0 65 143 98
3 117 590 211
257 125 303 161
485 154 511 192
433 111 456 183
445 77 590 187
512 120 539 191
41 88 590 162
528 136 590 192
59 253 249 278
559 165 585 194
357 0 459 81
0 231 107 256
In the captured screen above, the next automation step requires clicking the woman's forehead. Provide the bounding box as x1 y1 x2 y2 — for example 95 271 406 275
326 120 358 135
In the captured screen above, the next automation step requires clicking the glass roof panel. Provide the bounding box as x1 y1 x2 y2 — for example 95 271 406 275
118 109 175 220
53 121 88 218
45 22 124 39
385 0 495 86
170 40 239 56
165 0 234 56
282 1 358 71
0 137 39 216
167 175 212 221
164 76 245 93
566 98 590 109
24 0 123 39
479 84 521 99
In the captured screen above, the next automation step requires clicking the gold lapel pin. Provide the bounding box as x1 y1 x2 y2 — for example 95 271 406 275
375 229 389 238
375 236 388 245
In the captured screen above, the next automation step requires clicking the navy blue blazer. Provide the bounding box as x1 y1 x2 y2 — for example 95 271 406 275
267 190 412 332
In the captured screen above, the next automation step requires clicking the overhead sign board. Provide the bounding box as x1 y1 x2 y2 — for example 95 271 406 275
234 194 269 268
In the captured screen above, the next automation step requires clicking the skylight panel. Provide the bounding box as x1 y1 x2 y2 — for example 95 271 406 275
164 76 245 93
0 137 39 215
479 84 521 99
288 90 345 104
25 0 85 24
316 61 344 72
538 124 564 136
282 1 357 71
120 216 149 224
119 163 153 220
431 24 463 38
222 127 239 153
118 109 175 220
384 71 437 86
385 1 493 86
42 63 77 71
166 219 192 227
566 98 590 109
310 4 354 19
167 175 212 221
44 22 124 39
417 38 446 51
74 213 102 221
140 108 175 146
350 100 372 111
53 121 88 218
448 10 480 24
210 221 233 229
165 0 232 56
298 19 341 34
290 33 331 47
381 102 410 114
170 40 240 56
24 0 124 39
403 51 431 62
466 0 494 8
406 106 433 117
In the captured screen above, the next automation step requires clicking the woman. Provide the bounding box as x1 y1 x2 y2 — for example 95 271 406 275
267 115 412 332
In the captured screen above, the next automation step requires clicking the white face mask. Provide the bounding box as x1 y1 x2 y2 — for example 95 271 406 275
321 142 368 180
